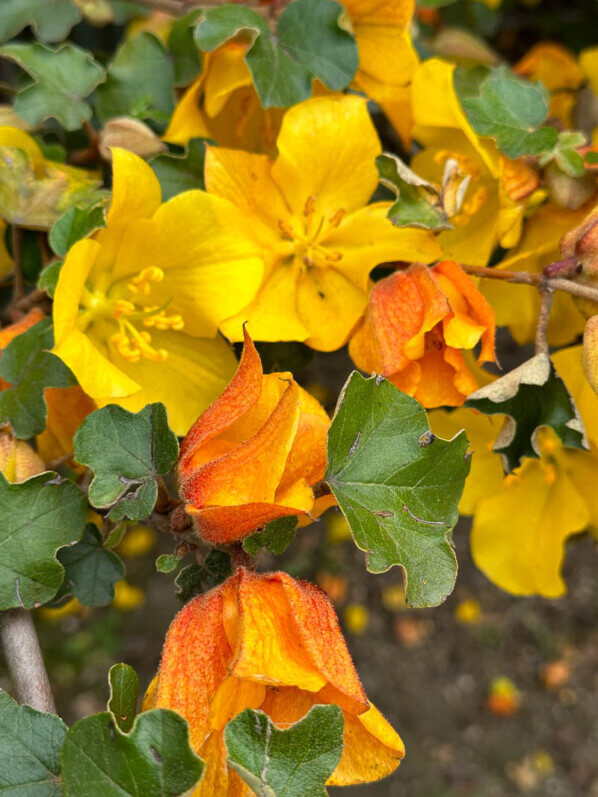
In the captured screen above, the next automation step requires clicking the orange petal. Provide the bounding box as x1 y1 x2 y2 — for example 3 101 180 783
0 307 46 391
37 386 96 467
433 259 496 363
179 328 262 474
187 501 310 545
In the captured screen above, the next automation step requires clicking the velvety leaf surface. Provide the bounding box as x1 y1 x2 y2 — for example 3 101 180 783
150 138 207 200
466 353 587 472
57 524 124 607
73 403 178 522
174 551 232 602
107 663 139 734
61 710 204 796
0 472 86 609
94 33 174 124
243 516 298 556
0 43 105 130
167 10 202 86
0 689 67 796
225 705 344 797
49 203 107 258
325 372 470 607
0 319 76 439
0 0 81 44
193 0 357 108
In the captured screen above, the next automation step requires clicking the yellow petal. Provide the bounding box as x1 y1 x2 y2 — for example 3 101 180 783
552 345 598 446
100 329 238 436
163 76 210 145
221 265 309 344
297 267 368 352
471 454 589 597
112 190 264 337
271 96 381 219
203 44 253 118
329 703 404 786
106 147 162 228
0 126 44 173
580 46 598 95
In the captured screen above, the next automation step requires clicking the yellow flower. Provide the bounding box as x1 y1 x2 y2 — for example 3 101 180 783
52 148 264 435
481 202 589 346
112 580 144 611
165 1 418 151
117 525 157 557
454 598 482 624
410 58 542 267
344 603 370 635
430 348 598 597
0 126 103 230
205 95 441 351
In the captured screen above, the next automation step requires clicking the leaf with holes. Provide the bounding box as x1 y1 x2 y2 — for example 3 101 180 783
57 524 124 607
225 705 344 797
73 403 178 522
0 689 67 796
193 0 358 108
0 472 86 610
61 710 204 796
0 43 105 131
108 664 139 733
0 318 76 439
325 372 470 607
465 353 588 472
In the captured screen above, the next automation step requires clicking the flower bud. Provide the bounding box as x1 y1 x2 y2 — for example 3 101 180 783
582 314 598 394
560 205 598 317
99 117 167 161
0 427 45 482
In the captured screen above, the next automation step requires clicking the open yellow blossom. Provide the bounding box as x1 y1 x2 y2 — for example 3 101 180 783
165 0 418 151
411 58 542 266
52 148 264 435
430 346 598 597
205 95 442 351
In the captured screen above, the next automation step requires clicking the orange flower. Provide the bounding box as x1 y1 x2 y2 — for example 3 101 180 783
143 568 404 794
349 260 495 407
0 307 45 389
178 330 332 543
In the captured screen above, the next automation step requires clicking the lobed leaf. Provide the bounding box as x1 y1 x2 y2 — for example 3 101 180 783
57 524 124 607
74 403 179 522
0 0 81 44
325 372 470 608
225 705 344 797
0 471 86 610
107 663 139 734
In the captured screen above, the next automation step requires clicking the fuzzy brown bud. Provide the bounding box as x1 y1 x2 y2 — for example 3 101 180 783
99 118 167 161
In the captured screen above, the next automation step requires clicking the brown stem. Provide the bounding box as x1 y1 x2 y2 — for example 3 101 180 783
122 0 272 17
0 609 56 713
461 264 598 304
11 226 25 302
535 286 554 355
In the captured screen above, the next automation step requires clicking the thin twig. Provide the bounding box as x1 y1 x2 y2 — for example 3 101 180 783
461 264 598 304
0 608 56 713
535 285 554 355
11 226 25 302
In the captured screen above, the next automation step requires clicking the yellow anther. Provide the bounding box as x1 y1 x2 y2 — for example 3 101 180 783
324 249 343 263
303 195 316 217
113 299 136 319
142 311 185 332
278 218 295 239
328 208 345 228
127 267 165 297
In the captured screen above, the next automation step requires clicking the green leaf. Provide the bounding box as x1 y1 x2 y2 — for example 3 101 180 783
150 138 207 201
156 553 180 573
225 705 343 797
168 10 203 86
57 524 125 607
0 689 67 796
73 403 179 522
38 260 63 298
325 372 470 608
0 0 81 44
61 709 204 796
174 551 232 602
49 203 107 258
538 131 587 178
243 516 298 556
108 663 139 733
0 43 105 131
0 471 86 609
94 33 174 125
0 318 76 439
194 0 358 109
377 152 456 231
458 65 558 158
465 353 588 472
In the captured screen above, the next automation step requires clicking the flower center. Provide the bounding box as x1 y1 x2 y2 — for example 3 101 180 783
80 266 184 363
276 195 345 274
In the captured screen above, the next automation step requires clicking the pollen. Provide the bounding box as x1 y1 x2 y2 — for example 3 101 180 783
127 266 165 296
